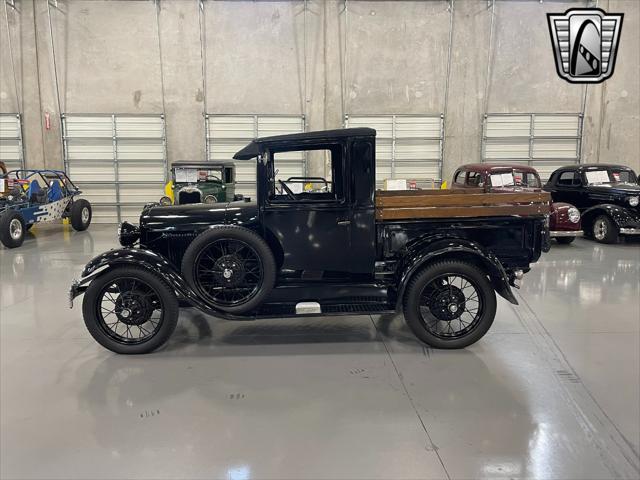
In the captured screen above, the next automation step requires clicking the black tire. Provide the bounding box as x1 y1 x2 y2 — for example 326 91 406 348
403 260 497 349
82 267 179 354
181 226 276 314
592 214 618 244
555 236 575 245
70 199 92 231
0 210 26 248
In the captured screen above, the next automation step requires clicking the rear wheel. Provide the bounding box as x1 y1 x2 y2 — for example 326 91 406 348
181 226 276 314
556 236 575 245
70 199 92 231
82 267 179 354
0 211 26 248
403 260 496 349
592 215 618 244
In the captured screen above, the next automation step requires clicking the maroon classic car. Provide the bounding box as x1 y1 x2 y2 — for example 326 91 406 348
452 164 582 244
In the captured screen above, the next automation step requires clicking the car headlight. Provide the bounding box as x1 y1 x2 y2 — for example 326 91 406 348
568 207 580 223
629 196 639 207
159 196 172 206
203 194 217 204
118 221 140 247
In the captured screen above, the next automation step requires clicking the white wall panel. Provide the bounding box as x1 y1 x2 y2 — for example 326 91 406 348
345 114 443 189
0 114 24 170
482 113 582 181
63 114 166 223
206 114 305 198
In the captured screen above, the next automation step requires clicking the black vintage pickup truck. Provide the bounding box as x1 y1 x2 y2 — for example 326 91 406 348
70 128 550 354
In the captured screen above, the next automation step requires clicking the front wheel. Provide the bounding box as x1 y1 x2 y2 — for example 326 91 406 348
592 215 618 244
403 260 497 349
70 199 92 231
82 267 179 354
0 211 26 248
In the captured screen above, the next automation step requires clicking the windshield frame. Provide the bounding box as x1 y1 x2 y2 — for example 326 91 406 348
171 166 224 184
583 168 637 185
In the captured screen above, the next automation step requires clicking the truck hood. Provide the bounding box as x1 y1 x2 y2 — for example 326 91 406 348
140 200 258 233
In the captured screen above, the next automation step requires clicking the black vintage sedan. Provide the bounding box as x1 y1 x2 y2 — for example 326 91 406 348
544 164 640 243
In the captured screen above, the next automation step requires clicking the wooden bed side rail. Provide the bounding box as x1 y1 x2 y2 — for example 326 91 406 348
375 190 551 221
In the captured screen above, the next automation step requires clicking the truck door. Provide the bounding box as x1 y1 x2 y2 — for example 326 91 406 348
261 143 353 277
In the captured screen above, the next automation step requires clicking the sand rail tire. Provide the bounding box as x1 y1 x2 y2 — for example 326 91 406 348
70 199 92 231
0 210 26 248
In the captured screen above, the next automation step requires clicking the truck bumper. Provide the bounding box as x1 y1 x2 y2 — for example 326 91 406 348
550 230 584 238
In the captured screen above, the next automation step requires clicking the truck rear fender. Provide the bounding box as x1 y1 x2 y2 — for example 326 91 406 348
581 204 639 229
70 248 214 313
394 238 518 310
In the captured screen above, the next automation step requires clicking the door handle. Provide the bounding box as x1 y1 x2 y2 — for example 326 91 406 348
337 220 351 226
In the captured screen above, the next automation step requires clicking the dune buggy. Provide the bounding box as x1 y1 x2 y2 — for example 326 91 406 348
0 164 92 248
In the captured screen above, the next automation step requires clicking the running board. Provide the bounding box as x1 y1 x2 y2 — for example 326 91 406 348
186 300 396 320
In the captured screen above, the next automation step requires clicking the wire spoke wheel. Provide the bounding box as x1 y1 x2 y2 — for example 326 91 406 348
96 277 164 345
194 238 264 307
418 273 483 339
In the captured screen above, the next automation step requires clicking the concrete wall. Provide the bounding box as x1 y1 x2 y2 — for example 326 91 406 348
0 0 638 175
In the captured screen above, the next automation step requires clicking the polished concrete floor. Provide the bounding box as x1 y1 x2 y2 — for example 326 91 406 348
1 224 639 480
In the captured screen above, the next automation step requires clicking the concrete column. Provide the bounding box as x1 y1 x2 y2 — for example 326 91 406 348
582 0 639 173
17 0 46 169
33 0 63 170
442 1 491 184
157 0 205 163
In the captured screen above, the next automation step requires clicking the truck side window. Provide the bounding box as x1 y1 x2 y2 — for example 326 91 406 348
467 172 482 187
224 167 233 184
557 171 576 186
269 145 344 203
454 171 466 185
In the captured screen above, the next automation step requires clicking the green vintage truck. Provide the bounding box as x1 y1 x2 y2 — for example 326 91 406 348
160 161 241 206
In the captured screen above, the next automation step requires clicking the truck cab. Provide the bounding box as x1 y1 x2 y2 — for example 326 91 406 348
71 128 550 355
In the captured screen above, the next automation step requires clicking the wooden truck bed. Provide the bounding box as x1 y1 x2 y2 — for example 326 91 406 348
375 189 551 221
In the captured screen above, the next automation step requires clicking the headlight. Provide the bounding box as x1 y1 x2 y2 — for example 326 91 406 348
118 221 140 247
629 196 639 207
203 194 217 204
159 196 172 206
568 207 580 223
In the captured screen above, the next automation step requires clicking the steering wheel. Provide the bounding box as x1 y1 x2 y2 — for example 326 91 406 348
278 180 297 200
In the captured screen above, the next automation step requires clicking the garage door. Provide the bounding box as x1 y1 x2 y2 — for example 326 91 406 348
0 114 24 171
63 114 167 224
205 115 305 199
482 114 582 180
345 115 443 189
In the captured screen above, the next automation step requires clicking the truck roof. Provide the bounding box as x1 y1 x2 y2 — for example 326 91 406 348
458 163 539 174
170 161 235 169
565 164 634 172
233 128 376 160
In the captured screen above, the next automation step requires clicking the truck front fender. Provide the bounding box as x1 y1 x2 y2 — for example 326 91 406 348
394 238 518 310
581 204 640 230
69 248 213 313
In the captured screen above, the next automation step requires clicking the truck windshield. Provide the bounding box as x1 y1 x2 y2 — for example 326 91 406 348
174 168 221 183
585 169 637 185
489 170 540 188
269 146 343 203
